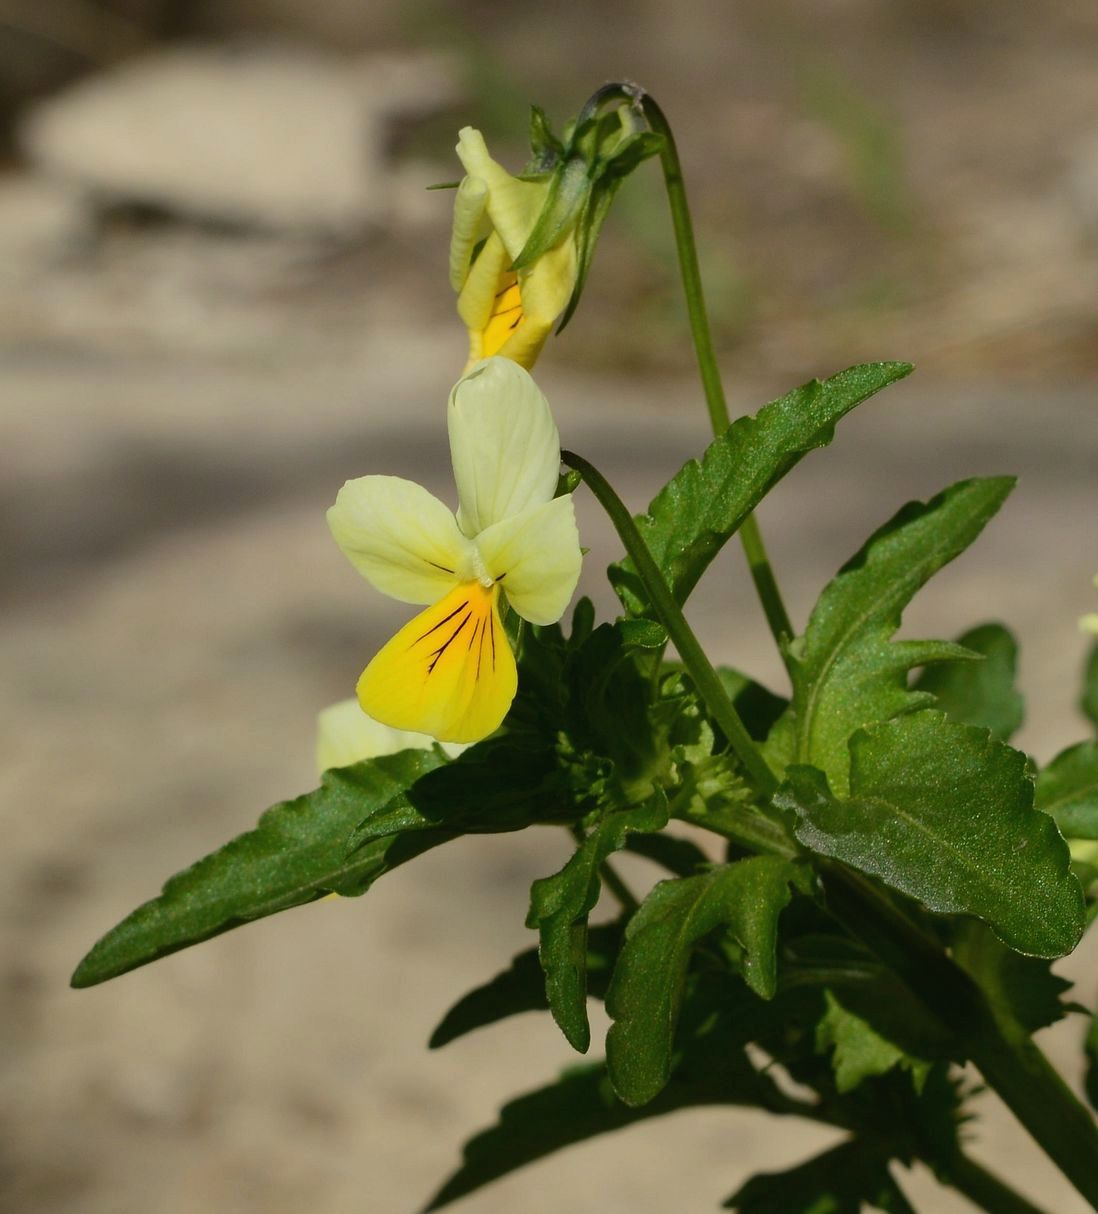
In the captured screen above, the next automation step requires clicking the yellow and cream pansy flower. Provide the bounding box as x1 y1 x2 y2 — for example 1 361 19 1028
327 357 582 744
450 127 578 374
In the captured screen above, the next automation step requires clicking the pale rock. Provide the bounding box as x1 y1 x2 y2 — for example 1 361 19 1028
19 43 459 236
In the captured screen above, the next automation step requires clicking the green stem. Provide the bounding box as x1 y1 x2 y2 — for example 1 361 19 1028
569 825 640 914
563 448 776 798
947 1151 1050 1214
825 868 1098 1212
640 93 794 646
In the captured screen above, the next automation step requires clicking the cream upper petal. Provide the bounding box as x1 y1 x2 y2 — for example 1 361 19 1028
327 475 472 605
455 127 548 262
476 494 582 626
448 358 562 536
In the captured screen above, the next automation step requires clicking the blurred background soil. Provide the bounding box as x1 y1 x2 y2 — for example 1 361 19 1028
3 2 1098 1211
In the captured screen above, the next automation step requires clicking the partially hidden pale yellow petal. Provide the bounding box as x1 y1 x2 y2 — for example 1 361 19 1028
476 495 581 626
457 234 558 375
449 175 490 292
358 580 517 744
448 357 561 535
455 127 547 261
327 475 472 605
316 698 465 774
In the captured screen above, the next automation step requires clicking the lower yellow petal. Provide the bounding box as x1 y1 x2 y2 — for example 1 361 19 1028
480 273 524 358
357 581 517 744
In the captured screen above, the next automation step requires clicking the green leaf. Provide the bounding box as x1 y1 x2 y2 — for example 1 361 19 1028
1083 641 1098 731
428 924 623 1049
723 1140 915 1214
610 362 914 618
606 857 804 1104
72 750 448 988
770 477 1014 794
816 990 931 1094
912 623 1024 741
425 1050 756 1212
716 666 789 742
778 711 1085 958
1037 741 1098 839
349 736 570 848
527 792 669 1052
427 978 807 1210
952 920 1075 1033
623 830 711 877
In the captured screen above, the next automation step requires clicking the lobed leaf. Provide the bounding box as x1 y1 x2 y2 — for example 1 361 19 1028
605 856 804 1105
1036 740 1098 840
912 622 1024 742
610 362 913 617
778 711 1085 958
815 990 931 1095
769 477 1014 794
72 750 447 988
527 791 669 1052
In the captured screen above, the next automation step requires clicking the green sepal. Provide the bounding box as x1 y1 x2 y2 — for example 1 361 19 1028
71 749 447 988
911 622 1024 742
428 923 623 1049
526 790 669 1052
778 711 1085 958
610 362 914 620
1037 740 1098 839
527 104 564 168
769 476 1014 794
605 857 807 1105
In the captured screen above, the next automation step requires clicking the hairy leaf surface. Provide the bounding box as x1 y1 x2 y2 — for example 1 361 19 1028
72 750 447 988
611 362 913 617
606 857 804 1104
769 478 1014 794
779 712 1084 957
527 792 669 1051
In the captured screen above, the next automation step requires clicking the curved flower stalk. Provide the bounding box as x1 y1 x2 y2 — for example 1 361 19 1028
450 127 578 372
327 357 582 744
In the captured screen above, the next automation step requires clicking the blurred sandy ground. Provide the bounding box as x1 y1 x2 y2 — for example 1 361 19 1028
2 2 1098 1211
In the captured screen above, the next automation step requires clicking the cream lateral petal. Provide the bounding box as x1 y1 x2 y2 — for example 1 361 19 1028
326 475 471 605
476 495 582 626
449 175 490 292
316 699 468 773
448 358 562 536
454 126 547 261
